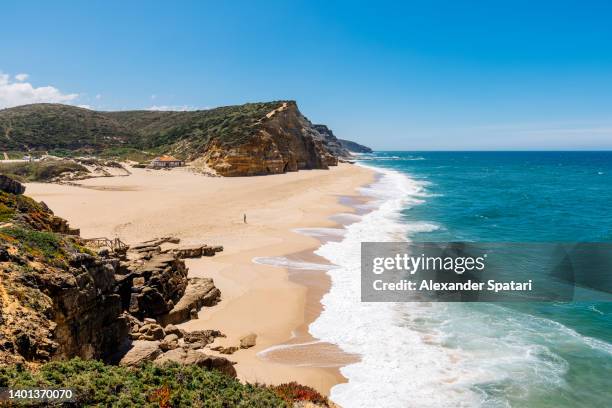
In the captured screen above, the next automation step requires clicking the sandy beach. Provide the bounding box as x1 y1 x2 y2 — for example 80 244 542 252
25 163 374 394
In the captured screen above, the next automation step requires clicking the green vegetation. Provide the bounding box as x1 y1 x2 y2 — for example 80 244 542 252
270 382 331 406
0 101 289 159
0 104 133 151
0 160 89 182
0 202 15 222
0 359 289 407
99 147 158 163
2 226 64 260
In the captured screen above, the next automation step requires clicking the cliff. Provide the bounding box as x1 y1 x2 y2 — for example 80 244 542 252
313 124 351 158
0 101 367 176
0 179 127 365
200 102 337 176
339 138 373 153
0 178 221 366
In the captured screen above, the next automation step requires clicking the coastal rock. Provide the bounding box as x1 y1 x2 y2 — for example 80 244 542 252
0 175 25 195
313 124 351 159
119 340 162 366
159 334 179 351
202 102 336 176
158 278 220 326
239 333 257 349
0 190 129 365
164 324 183 338
183 330 224 346
338 138 373 153
117 253 189 319
172 245 203 258
211 345 239 355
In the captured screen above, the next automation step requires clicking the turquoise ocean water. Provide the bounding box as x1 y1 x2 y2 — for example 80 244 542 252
353 152 612 407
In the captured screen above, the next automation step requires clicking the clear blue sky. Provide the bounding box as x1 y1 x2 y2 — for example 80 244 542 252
1 0 611 150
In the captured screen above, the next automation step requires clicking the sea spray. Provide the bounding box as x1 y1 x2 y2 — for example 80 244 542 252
309 165 482 407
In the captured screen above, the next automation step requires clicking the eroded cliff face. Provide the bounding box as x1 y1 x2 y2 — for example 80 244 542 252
1 183 229 370
0 183 127 365
202 102 337 176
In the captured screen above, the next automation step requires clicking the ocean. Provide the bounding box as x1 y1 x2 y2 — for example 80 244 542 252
310 152 612 408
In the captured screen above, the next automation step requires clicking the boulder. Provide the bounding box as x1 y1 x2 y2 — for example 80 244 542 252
159 334 179 351
119 340 162 366
240 333 257 349
183 330 223 346
0 175 25 195
211 345 239 355
164 324 182 338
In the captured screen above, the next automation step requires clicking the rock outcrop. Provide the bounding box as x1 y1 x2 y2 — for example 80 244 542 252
338 138 373 153
202 102 338 176
0 187 221 370
313 124 351 158
0 175 26 195
1 101 370 178
121 253 189 318
119 326 235 377
158 277 220 326
239 333 257 349
0 188 127 365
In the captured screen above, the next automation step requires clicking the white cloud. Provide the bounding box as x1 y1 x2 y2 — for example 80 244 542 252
77 104 93 110
95 94 102 100
0 71 79 109
147 105 197 111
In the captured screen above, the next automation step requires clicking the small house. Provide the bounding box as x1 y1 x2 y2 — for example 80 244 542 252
150 155 184 169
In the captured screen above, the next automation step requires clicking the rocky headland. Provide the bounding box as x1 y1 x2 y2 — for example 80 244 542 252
0 101 371 177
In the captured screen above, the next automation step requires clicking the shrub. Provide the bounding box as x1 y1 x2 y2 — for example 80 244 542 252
0 160 89 182
2 227 63 260
270 381 330 406
0 202 15 222
0 359 290 407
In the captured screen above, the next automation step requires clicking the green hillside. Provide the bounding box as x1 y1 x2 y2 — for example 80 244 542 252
0 104 133 151
0 102 287 157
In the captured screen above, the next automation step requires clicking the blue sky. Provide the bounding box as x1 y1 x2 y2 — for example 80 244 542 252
1 0 611 150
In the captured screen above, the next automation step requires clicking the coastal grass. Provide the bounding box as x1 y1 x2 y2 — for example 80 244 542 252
0 101 289 158
0 359 289 407
0 160 89 182
1 226 64 260
99 147 158 163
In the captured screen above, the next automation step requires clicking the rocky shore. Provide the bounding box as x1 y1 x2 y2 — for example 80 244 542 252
0 176 235 374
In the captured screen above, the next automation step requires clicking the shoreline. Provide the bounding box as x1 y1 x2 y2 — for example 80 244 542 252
24 163 375 395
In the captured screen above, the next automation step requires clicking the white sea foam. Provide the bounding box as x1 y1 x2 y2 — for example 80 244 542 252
308 163 606 408
310 164 484 407
253 162 605 407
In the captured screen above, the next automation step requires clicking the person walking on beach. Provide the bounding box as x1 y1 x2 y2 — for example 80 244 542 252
243 213 247 224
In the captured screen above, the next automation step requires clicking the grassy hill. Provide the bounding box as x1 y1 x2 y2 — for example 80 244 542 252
0 102 287 158
0 104 134 151
108 101 284 150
